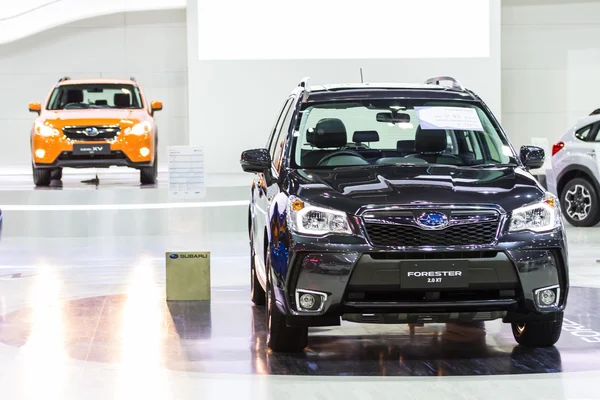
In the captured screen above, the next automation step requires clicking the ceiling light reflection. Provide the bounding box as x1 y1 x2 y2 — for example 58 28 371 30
19 262 67 399
114 257 171 400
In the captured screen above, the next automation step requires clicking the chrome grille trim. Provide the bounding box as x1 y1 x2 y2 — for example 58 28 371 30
62 125 121 141
360 205 504 248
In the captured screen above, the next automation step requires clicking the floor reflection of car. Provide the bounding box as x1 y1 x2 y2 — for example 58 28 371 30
242 76 569 353
249 307 563 376
28 77 162 186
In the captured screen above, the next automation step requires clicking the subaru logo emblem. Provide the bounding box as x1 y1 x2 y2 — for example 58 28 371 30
84 127 99 136
416 212 449 229
169 254 179 259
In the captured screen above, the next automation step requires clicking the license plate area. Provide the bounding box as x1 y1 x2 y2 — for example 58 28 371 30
400 260 469 289
72 144 111 155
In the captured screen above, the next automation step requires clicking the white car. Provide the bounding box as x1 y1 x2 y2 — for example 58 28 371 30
547 111 600 226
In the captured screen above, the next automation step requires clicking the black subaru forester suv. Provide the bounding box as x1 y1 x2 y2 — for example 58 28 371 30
241 76 568 353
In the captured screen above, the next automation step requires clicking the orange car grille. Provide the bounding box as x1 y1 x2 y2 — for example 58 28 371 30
62 125 121 141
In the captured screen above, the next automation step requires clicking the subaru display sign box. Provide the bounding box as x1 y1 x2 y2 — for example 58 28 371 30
166 252 211 301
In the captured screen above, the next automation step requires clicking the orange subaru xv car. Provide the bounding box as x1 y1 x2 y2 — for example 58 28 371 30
28 77 162 186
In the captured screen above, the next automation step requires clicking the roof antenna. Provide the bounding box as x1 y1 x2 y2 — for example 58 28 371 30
360 68 364 83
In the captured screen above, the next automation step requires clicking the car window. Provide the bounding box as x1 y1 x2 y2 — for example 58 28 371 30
47 84 143 110
294 99 516 169
575 124 593 141
268 99 293 159
272 99 295 172
267 98 293 157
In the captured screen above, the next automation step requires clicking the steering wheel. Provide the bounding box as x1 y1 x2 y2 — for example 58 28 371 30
317 150 368 167
63 103 85 109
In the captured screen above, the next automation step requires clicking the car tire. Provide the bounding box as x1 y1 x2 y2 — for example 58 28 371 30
560 178 600 227
140 153 158 185
32 166 51 186
51 168 62 181
511 312 563 347
265 252 308 353
250 233 266 306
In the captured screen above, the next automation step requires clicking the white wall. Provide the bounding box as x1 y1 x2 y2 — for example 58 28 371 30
0 0 185 44
502 0 600 150
0 10 188 167
187 0 502 177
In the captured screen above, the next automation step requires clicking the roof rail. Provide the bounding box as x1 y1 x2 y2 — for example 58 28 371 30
57 76 70 82
299 76 311 102
424 76 464 91
298 76 310 88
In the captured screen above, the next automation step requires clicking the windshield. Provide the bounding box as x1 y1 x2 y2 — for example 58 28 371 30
293 100 517 169
47 84 144 110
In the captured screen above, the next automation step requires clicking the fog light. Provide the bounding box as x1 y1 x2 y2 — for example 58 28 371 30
295 289 327 312
140 147 150 157
534 285 560 309
35 149 45 159
299 294 316 310
539 289 556 305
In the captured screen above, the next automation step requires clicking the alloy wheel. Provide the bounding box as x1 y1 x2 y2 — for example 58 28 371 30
565 184 592 221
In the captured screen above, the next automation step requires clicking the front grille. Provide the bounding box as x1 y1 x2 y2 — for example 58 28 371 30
369 251 498 260
365 221 499 247
58 150 126 161
346 289 516 303
62 125 120 141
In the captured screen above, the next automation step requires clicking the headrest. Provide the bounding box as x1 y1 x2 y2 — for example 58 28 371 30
306 128 316 145
397 140 415 154
353 130 379 143
114 93 131 108
415 127 447 153
313 118 347 149
66 89 83 103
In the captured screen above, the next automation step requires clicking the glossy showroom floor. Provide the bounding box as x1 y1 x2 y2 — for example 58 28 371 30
0 169 599 399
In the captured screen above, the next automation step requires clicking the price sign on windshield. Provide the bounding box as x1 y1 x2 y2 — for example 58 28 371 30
415 107 484 131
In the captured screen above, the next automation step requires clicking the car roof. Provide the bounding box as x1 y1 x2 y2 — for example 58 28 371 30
302 82 477 103
309 83 447 91
57 78 137 86
574 114 600 129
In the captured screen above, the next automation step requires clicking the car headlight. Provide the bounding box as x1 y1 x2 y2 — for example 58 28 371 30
124 121 151 135
34 121 59 137
288 196 353 236
509 193 561 233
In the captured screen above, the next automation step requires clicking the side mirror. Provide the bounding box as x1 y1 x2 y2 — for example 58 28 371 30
520 145 545 170
240 148 271 174
28 102 41 115
150 100 163 115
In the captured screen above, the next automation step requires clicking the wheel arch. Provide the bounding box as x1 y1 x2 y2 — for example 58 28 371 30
556 165 600 198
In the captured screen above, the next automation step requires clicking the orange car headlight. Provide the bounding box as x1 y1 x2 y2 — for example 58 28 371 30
124 121 151 135
35 121 60 137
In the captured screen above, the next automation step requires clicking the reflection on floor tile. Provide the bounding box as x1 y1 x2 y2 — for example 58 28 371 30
0 285 599 377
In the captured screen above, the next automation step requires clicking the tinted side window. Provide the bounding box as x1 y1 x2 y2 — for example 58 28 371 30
575 124 593 141
268 99 293 158
272 99 296 171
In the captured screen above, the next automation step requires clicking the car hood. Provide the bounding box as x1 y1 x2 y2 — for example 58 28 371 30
40 109 148 127
289 165 545 215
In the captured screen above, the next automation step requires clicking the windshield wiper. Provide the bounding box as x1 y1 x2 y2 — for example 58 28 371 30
467 163 518 168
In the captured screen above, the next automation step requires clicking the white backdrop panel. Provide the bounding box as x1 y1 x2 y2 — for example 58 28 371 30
198 0 490 60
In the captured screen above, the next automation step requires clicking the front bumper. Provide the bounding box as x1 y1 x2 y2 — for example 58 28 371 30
32 133 154 168
276 230 568 326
